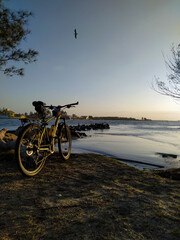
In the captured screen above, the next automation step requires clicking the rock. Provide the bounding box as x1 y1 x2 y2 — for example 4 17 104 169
3 132 17 142
156 152 177 159
68 123 110 138
0 128 17 150
70 127 87 138
70 123 110 132
0 128 8 141
71 130 81 138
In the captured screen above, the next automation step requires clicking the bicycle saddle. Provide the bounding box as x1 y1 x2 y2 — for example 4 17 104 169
32 101 46 107
32 101 46 115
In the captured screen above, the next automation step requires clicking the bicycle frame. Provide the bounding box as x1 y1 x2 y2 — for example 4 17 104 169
29 101 78 153
38 113 65 152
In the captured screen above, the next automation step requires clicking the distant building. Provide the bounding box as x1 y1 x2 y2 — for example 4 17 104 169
81 116 88 120
141 117 152 121
6 109 15 117
15 114 26 119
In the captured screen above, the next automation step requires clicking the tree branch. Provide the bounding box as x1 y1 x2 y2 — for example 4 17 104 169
153 44 180 100
0 6 38 76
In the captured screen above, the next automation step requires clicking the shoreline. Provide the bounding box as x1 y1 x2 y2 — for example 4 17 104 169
71 150 165 169
1 119 180 170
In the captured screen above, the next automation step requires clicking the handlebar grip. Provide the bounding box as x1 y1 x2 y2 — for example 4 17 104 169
66 101 79 108
71 101 79 106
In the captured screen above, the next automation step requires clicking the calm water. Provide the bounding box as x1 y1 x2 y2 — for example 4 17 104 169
71 120 180 169
1 117 180 169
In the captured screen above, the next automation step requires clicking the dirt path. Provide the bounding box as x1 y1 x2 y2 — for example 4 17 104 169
0 151 180 240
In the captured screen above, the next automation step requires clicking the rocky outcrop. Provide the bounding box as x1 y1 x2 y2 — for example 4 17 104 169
70 123 110 132
69 123 110 138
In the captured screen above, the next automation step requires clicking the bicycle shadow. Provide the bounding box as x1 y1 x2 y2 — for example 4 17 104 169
0 151 71 184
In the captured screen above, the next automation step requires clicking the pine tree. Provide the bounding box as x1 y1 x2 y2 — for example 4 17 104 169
0 0 38 76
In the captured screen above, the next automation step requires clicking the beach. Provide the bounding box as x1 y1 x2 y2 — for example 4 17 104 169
0 150 180 240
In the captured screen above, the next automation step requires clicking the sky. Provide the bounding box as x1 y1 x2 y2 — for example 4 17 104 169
1 0 180 120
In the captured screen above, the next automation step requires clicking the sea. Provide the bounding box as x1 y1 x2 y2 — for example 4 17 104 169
1 117 180 170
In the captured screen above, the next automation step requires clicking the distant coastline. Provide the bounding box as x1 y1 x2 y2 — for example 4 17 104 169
0 107 152 121
92 116 152 121
0 114 152 121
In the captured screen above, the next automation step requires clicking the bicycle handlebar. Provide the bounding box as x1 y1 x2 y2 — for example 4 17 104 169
45 101 79 110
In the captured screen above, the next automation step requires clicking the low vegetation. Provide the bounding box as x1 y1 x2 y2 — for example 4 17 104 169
0 149 180 240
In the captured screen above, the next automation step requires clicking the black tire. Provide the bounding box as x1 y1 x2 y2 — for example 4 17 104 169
15 124 47 177
58 123 72 160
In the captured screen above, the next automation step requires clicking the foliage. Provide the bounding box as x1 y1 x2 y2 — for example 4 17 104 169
154 44 180 99
0 107 13 116
93 116 138 120
0 1 38 76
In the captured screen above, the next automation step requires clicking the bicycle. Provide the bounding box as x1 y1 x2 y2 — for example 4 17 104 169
15 101 79 177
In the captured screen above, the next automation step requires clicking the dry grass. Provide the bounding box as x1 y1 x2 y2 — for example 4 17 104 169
0 150 180 240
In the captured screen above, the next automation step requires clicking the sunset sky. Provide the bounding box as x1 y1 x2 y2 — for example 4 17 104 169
1 0 180 120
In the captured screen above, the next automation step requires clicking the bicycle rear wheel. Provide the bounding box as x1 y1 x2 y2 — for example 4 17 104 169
58 123 72 160
15 124 48 176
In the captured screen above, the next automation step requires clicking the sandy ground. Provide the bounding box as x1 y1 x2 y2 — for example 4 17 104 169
0 150 180 240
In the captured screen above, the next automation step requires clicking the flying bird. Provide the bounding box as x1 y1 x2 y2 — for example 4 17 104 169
74 29 78 39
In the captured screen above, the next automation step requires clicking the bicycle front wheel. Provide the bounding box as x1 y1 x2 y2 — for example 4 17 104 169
58 123 72 160
15 124 47 177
